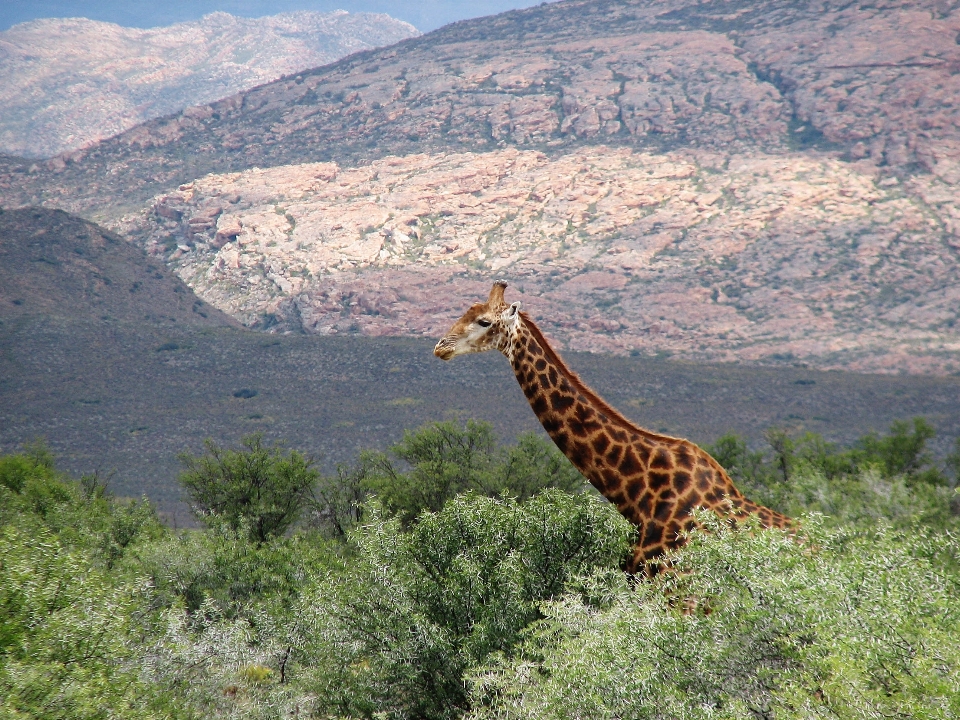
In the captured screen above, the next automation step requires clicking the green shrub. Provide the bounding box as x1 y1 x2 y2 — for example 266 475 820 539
134 520 338 618
0 524 174 720
301 491 632 720
853 417 946 486
470 514 960 720
178 434 319 542
311 420 587 533
707 418 957 526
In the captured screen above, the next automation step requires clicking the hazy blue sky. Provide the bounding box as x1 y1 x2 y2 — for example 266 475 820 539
0 1 548 33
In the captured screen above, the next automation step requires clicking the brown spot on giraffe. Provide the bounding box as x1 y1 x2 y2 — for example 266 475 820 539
434 281 792 576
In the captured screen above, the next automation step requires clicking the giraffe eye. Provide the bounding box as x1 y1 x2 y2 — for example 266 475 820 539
477 318 492 328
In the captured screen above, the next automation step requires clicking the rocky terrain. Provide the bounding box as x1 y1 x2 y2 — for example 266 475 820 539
0 11 418 158
2 0 959 376
122 145 960 375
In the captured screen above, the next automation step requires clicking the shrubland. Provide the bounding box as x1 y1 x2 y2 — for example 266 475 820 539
1 419 958 719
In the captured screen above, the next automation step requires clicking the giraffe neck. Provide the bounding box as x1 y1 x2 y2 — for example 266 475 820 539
502 313 646 499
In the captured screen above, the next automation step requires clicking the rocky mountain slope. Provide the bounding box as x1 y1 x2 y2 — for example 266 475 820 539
0 11 418 158
2 0 959 376
120 146 960 375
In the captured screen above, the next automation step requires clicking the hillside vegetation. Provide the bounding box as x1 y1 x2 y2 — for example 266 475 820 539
2 418 959 718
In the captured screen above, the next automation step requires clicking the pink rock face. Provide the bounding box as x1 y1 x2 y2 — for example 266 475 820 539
123 146 960 376
739 5 960 180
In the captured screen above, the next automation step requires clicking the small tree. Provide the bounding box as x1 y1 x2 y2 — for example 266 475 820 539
854 417 946 485
495 431 587 500
946 437 960 489
178 434 318 542
356 420 588 527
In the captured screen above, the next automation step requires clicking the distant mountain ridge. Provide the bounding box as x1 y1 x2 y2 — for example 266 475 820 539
0 10 419 158
5 0 958 216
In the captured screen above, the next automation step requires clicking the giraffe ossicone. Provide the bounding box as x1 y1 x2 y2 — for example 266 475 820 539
435 280 792 574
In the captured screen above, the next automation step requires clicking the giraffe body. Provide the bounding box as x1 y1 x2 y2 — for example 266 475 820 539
435 281 791 574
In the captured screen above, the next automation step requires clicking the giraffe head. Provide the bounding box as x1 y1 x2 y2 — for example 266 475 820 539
434 280 522 360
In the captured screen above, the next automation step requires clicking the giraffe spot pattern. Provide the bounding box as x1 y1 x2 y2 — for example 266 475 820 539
654 499 674 522
649 471 671 491
636 491 653 516
568 441 591 467
695 468 713 491
650 449 673 470
606 444 623 465
675 447 695 470
642 522 664 548
634 443 651 465
551 391 575 413
619 449 642 476
592 434 610 455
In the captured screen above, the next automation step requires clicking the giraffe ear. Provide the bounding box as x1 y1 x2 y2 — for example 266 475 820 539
509 301 521 316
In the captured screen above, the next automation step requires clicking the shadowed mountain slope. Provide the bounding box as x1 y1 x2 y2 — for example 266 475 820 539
0 207 236 328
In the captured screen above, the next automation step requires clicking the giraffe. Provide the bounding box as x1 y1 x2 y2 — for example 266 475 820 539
434 280 792 574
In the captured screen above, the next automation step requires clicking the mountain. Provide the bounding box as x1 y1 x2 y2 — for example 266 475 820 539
2 0 958 376
0 11 419 158
0 206 237 328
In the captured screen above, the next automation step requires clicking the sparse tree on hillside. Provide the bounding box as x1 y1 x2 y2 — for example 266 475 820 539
178 434 318 543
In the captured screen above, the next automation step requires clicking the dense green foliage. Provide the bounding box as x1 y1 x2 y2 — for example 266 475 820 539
1 417 958 719
301 493 631 719
310 420 587 534
470 515 960 720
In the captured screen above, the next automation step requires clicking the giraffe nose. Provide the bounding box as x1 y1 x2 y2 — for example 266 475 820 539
434 338 455 360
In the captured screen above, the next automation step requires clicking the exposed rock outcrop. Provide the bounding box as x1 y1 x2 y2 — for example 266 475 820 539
4 0 959 376
124 146 960 375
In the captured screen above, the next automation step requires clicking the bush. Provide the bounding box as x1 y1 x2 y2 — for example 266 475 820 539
706 417 957 524
311 420 587 533
134 520 337 618
178 434 319 542
0 447 173 719
301 491 632 720
470 514 960 720
854 417 946 485
0 524 162 720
